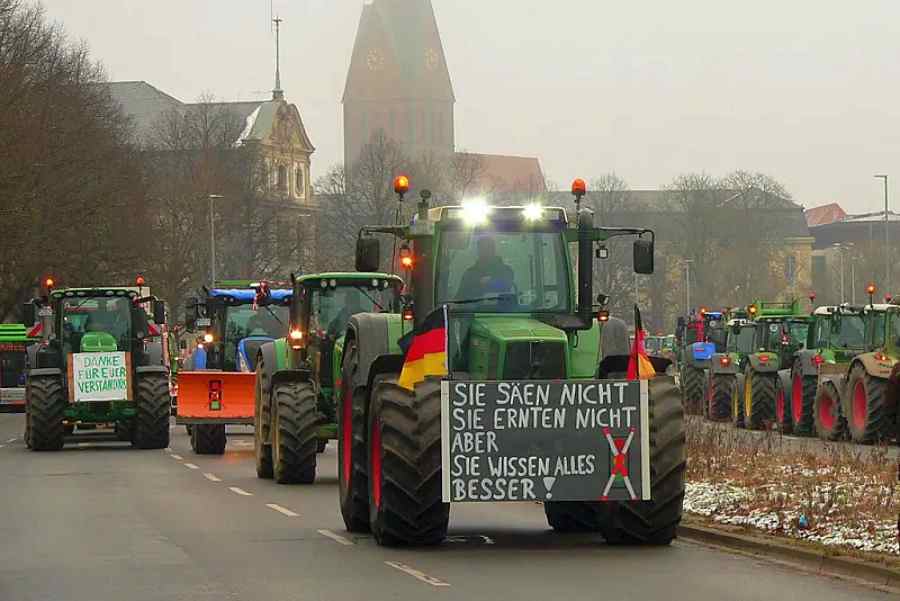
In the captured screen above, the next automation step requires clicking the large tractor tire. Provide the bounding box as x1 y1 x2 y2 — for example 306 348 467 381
254 355 273 479
28 376 65 451
192 424 226 454
814 381 845 441
708 374 733 422
790 363 817 436
133 374 170 449
317 439 328 453
845 366 893 444
339 340 384 532
731 374 745 428
743 368 775 430
367 377 449 546
544 377 684 545
272 380 318 484
774 373 792 434
681 365 704 415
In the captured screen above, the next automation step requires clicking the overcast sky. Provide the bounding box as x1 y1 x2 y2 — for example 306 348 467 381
43 0 900 213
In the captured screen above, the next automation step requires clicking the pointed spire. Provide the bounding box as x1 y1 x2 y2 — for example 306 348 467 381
273 16 284 100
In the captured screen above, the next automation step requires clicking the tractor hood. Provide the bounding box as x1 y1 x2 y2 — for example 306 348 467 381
237 336 274 372
460 315 569 380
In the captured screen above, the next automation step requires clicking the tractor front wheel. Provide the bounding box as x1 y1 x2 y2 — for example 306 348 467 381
28 376 65 451
338 339 373 532
254 355 273 479
846 366 893 444
368 377 449 546
192 424 226 454
814 381 845 441
133 374 170 449
790 364 817 436
743 368 775 430
272 381 318 484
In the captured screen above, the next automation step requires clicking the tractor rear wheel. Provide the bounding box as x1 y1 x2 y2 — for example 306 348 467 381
339 339 372 532
272 381 318 484
28 376 65 451
708 374 733 422
790 363 817 436
192 424 226 454
743 368 775 430
846 366 893 444
681 365 704 415
731 374 745 428
814 381 845 441
254 355 273 479
317 439 327 453
133 374 170 449
592 377 685 545
774 374 792 434
368 377 449 546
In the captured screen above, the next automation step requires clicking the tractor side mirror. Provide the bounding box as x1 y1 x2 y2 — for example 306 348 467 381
356 237 381 273
22 302 36 327
184 299 197 330
633 239 654 274
153 300 166 325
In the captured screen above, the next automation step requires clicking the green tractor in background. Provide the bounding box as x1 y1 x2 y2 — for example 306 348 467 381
787 304 866 436
731 300 809 430
814 292 899 443
254 272 403 483
0 323 40 413
333 178 683 547
22 284 170 451
704 310 755 421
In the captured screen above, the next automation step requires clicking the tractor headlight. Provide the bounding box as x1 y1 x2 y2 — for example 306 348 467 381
460 197 492 226
203 333 214 344
522 203 544 221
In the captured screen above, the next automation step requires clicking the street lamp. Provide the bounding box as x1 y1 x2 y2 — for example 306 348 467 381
208 194 224 284
683 259 694 314
874 175 889 292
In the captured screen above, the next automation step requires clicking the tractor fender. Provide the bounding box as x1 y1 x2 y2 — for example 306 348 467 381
793 350 820 377
708 353 738 375
28 368 62 377
345 313 400 392
776 368 793 400
271 369 311 388
747 354 779 374
144 341 164 366
135 366 167 375
852 353 893 380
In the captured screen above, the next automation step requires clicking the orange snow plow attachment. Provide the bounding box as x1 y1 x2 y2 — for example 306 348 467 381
175 371 255 424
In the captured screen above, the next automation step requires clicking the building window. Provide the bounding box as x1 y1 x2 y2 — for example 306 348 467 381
785 254 796 284
277 165 287 193
295 165 305 198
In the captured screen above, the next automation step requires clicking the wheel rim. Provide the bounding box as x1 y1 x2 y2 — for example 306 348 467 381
370 416 383 510
341 384 353 485
852 380 867 431
775 387 785 424
744 373 753 417
819 390 835 431
791 372 803 424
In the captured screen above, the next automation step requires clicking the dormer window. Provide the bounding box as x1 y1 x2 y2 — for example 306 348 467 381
277 165 287 192
295 165 305 198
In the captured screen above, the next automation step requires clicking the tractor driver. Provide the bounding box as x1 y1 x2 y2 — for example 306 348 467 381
455 236 515 303
327 292 364 339
246 307 282 338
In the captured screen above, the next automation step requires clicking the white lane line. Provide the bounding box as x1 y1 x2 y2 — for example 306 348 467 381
165 447 172 452
6 437 17 443
317 529 354 546
183 463 199 470
203 473 222 482
265 503 298 517
170 454 183 460
384 561 450 587
229 487 254 497
0 444 6 449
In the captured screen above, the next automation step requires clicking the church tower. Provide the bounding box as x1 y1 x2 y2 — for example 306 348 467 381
343 0 455 170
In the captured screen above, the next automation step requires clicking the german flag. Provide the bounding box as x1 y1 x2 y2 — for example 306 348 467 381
398 306 448 391
627 305 656 380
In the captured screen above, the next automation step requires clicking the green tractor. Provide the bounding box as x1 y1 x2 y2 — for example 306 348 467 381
704 311 755 421
731 300 809 430
814 296 899 443
22 285 170 451
333 179 683 547
254 272 403 483
787 304 865 436
0 323 39 413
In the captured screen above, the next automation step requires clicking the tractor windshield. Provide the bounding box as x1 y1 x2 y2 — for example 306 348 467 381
224 305 288 342
832 314 865 349
727 326 755 353
436 230 570 313
310 285 399 339
61 296 132 353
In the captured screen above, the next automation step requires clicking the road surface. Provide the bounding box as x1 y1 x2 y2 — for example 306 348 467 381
0 414 893 601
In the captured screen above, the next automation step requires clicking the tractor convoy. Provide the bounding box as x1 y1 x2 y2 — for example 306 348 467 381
10 176 896 552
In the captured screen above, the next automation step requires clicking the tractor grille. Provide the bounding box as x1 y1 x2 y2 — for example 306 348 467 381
503 342 565 380
242 340 266 370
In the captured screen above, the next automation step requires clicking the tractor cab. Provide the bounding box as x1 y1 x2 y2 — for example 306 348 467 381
0 324 40 412
747 300 810 370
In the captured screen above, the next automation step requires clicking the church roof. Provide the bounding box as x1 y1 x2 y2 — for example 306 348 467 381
105 81 183 144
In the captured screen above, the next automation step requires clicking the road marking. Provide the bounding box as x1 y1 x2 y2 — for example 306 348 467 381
77 442 90 448
384 562 450 587
266 503 298 517
183 463 199 469
6 437 17 443
317 529 354 546
165 447 172 452
0 444 5 449
170 454 183 460
203 473 222 482
229 487 254 497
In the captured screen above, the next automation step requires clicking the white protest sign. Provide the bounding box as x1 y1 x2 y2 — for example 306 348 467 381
70 352 131 402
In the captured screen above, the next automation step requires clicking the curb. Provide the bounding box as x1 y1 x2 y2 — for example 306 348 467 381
678 523 900 591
